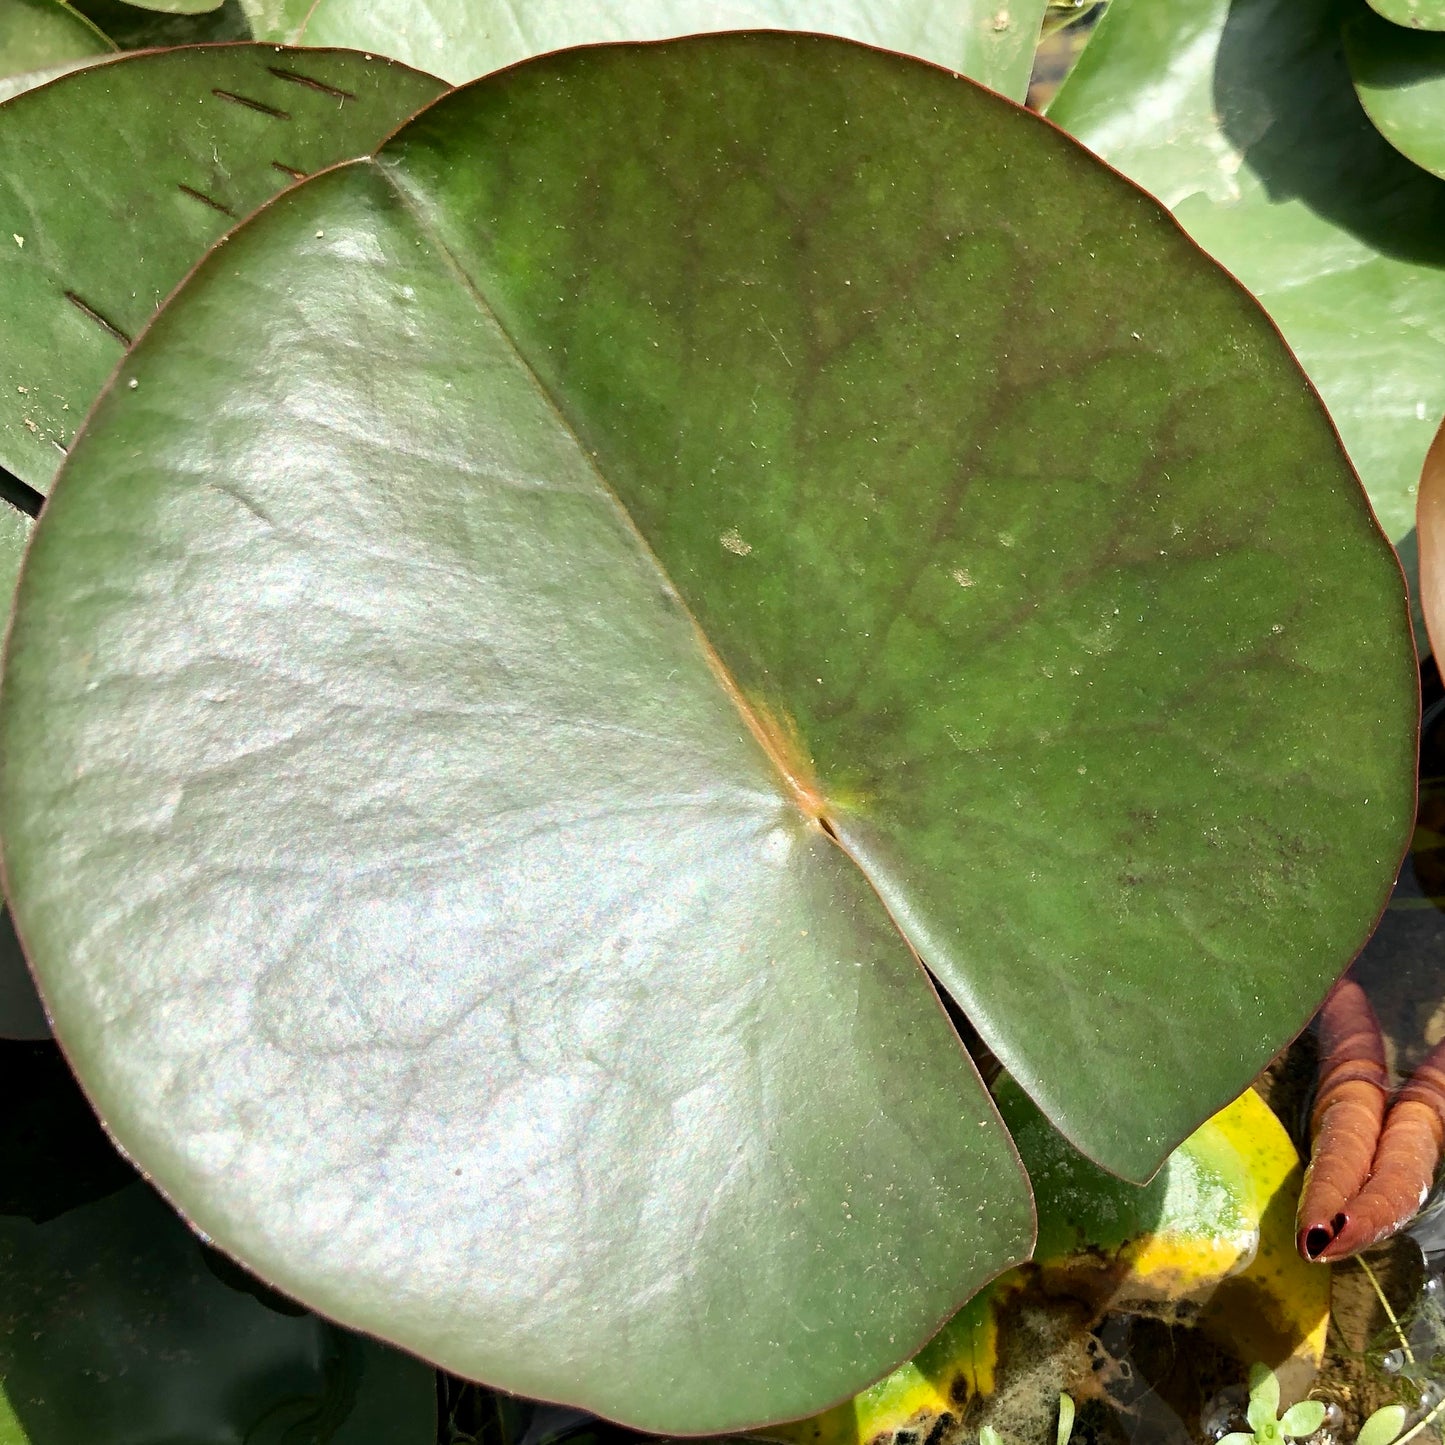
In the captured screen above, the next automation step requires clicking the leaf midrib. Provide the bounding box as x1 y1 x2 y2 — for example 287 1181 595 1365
369 154 844 834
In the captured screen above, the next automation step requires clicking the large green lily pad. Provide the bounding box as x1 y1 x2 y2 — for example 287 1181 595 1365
1346 6 1445 180
1047 0 1445 635
238 0 1048 100
0 32 1415 1432
0 44 445 497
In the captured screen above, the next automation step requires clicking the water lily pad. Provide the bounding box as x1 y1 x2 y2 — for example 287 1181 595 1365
1048 0 1445 634
239 0 1049 100
0 45 444 497
1347 8 1445 182
0 32 1413 1432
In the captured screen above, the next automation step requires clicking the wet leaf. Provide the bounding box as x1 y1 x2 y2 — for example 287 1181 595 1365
0 33 1412 1430
0 0 112 83
1346 7 1445 179
1048 0 1445 635
238 0 1049 100
0 45 444 497
1008 1081 1331 1373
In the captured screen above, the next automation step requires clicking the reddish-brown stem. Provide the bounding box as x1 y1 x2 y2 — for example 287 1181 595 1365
1297 978 1389 1260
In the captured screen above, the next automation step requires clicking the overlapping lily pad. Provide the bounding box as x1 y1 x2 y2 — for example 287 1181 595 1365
1048 0 1445 632
1346 6 1445 179
238 0 1049 100
0 32 1415 1432
0 44 444 497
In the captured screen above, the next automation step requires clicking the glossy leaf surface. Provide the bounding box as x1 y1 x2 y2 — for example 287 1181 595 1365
0 44 445 494
1049 0 1445 624
0 0 112 84
1347 8 1445 180
0 33 1415 1430
238 0 1049 101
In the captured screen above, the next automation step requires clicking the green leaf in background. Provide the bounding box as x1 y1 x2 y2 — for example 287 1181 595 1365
115 0 223 16
1357 1404 1409 1445
0 32 1416 1430
1365 0 1445 33
1346 6 1445 179
0 505 24 664
0 1182 437 1444
1047 0 1445 641
0 45 444 500
0 58 97 105
0 0 113 85
0 1040 435 1444
68 0 249 45
239 0 1048 100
